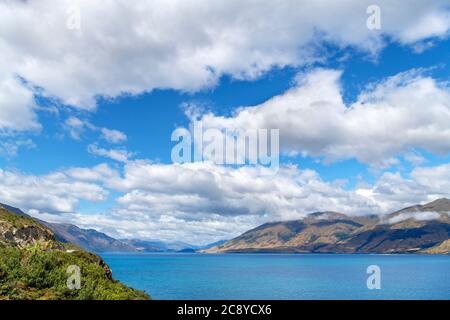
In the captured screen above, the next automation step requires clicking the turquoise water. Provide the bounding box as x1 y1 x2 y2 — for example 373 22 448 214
101 253 450 300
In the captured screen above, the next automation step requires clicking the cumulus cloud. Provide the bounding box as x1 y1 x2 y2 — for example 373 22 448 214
404 152 427 166
63 116 122 141
0 0 448 111
191 68 450 166
109 161 379 218
100 128 127 144
411 163 450 192
387 211 442 224
0 168 108 214
45 210 261 245
65 163 120 183
0 78 40 133
357 163 450 213
87 144 133 162
0 138 35 158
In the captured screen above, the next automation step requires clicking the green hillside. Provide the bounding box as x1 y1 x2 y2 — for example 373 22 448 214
0 206 149 300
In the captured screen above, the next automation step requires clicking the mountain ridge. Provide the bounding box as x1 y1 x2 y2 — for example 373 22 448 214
0 203 208 253
205 199 450 254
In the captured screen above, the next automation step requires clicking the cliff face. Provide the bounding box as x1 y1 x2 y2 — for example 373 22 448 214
0 205 60 249
0 204 149 300
205 199 450 254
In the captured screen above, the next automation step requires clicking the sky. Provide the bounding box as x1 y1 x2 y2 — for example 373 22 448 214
1 0 450 244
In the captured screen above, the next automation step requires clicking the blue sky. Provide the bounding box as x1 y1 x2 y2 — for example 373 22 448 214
1 1 450 243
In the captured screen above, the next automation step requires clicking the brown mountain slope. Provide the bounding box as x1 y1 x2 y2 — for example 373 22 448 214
205 212 379 253
327 199 450 253
205 199 450 254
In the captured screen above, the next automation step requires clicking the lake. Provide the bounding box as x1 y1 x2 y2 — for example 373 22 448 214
101 253 450 300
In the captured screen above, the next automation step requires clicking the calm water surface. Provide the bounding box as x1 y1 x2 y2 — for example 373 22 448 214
101 253 450 300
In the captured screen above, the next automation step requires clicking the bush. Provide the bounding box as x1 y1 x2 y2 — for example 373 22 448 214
0 246 149 300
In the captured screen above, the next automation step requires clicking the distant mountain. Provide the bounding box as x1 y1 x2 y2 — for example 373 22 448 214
205 199 450 254
44 222 136 253
44 224 204 253
0 204 192 253
43 223 205 253
198 239 228 250
122 239 197 252
176 240 230 253
0 203 224 253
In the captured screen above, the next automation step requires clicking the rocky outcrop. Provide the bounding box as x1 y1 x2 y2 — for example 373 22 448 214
0 205 61 249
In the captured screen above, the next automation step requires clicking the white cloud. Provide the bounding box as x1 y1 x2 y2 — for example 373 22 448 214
356 164 450 213
100 128 127 144
0 78 40 133
0 168 108 214
111 161 450 220
0 0 448 110
411 163 450 191
64 117 128 148
87 144 132 162
404 152 427 166
192 68 450 166
65 163 120 183
387 211 442 224
63 116 94 140
0 138 35 158
43 210 260 245
399 10 450 43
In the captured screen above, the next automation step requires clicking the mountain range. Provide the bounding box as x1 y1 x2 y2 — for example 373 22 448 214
0 203 200 253
2 199 449 255
46 223 211 253
0 203 221 253
204 198 450 254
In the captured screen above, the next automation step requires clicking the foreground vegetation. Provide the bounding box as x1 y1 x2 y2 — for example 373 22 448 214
0 204 149 300
0 245 149 300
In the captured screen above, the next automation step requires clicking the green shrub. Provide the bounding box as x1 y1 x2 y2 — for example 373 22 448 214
0 246 149 300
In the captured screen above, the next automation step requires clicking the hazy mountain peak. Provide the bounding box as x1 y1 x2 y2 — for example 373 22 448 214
206 201 450 254
422 198 450 212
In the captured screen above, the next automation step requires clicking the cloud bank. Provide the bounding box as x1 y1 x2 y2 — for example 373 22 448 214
1 0 449 131
3 161 450 243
